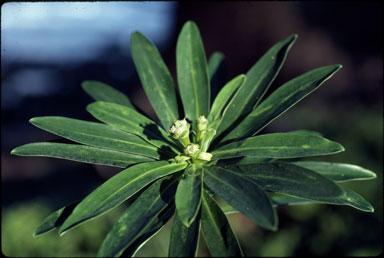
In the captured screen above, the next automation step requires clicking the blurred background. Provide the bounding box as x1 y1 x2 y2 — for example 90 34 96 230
1 1 382 257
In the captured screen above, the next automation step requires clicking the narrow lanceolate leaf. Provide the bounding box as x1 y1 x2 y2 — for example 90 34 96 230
87 101 180 153
81 80 135 109
204 166 277 231
208 52 227 103
59 161 187 234
11 142 154 168
208 74 246 125
201 190 243 257
97 176 178 257
175 166 203 227
177 21 210 125
29 116 162 159
221 64 342 143
212 133 344 160
286 129 323 137
270 187 374 212
292 161 377 182
34 201 80 237
168 211 200 257
130 31 179 129
226 163 344 201
216 34 297 138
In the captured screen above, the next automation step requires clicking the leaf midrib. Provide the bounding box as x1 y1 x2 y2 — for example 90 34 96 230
202 193 227 255
85 163 182 218
214 145 336 154
41 125 158 154
139 43 175 124
93 106 170 142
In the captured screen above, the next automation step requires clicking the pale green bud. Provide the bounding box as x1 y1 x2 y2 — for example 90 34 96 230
185 143 200 157
175 155 190 163
197 115 208 131
198 152 212 161
169 118 190 139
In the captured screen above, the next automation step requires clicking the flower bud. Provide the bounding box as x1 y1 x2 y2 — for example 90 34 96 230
185 143 200 157
198 152 212 161
197 115 208 132
175 155 190 163
169 118 190 140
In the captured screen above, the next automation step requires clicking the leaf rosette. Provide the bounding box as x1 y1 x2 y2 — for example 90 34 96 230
11 20 376 257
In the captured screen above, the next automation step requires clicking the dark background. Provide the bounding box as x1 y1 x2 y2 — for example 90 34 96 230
2 2 382 256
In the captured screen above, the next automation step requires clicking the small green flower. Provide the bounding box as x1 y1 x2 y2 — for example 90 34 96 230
197 115 208 131
198 152 212 161
184 143 200 158
170 118 191 146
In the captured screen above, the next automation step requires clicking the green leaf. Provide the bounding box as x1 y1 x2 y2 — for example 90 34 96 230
176 21 210 125
168 211 200 257
208 52 227 103
87 101 180 154
204 166 277 231
59 161 187 234
221 64 342 143
292 161 377 182
97 175 178 257
270 187 374 212
212 133 344 160
120 204 175 257
29 116 163 159
208 74 246 125
226 163 345 201
33 201 80 237
81 80 135 109
215 34 297 138
218 156 273 166
11 142 154 168
130 31 179 129
175 165 203 227
200 190 243 257
285 129 323 137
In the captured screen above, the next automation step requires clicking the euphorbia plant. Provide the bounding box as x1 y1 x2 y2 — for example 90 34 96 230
11 20 376 257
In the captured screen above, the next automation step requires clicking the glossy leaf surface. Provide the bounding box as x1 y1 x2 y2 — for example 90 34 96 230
87 101 179 153
131 31 179 129
60 161 187 234
34 201 80 237
212 133 344 160
292 161 377 182
222 64 342 143
175 166 203 227
216 34 297 138
11 142 154 168
29 116 162 159
227 163 344 201
208 52 227 103
200 190 243 257
81 80 135 109
97 176 178 257
120 204 175 257
168 212 200 257
204 166 277 231
271 187 374 212
208 74 246 126
177 21 210 124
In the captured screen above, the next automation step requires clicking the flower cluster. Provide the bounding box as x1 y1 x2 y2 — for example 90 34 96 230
170 116 214 163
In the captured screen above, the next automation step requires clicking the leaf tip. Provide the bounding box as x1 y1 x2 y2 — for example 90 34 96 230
10 148 18 155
